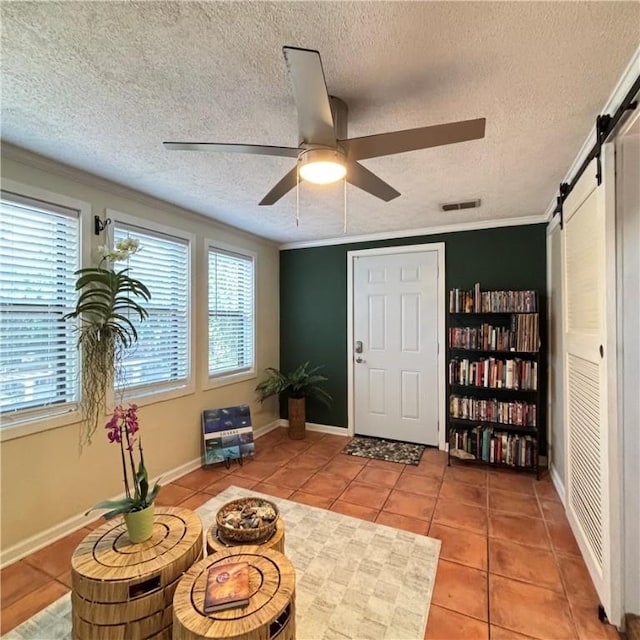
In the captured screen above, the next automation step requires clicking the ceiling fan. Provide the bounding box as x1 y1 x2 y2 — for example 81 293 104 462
164 46 486 206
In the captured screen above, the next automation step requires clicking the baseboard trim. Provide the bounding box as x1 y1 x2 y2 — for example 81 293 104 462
0 419 282 569
278 419 349 437
549 463 566 505
254 419 283 439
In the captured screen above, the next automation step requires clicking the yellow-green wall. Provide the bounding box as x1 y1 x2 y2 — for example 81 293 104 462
0 147 280 552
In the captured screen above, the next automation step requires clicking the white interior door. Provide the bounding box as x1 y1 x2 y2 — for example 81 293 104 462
352 248 439 446
562 151 620 621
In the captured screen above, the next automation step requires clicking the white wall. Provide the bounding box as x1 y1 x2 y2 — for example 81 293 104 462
0 145 281 555
616 120 640 615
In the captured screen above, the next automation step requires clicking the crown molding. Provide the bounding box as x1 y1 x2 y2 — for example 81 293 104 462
0 142 279 249
278 214 548 251
546 212 562 235
543 44 640 222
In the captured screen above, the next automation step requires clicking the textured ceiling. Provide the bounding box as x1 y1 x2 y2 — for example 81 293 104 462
1 2 638 244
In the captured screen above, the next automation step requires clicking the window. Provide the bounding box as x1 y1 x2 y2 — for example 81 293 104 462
0 192 80 422
208 246 255 380
113 222 190 396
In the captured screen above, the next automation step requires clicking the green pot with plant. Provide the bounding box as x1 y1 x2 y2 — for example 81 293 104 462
86 403 161 543
255 362 332 439
63 239 150 447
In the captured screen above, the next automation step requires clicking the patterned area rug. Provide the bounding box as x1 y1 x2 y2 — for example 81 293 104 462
3 486 440 640
342 435 426 465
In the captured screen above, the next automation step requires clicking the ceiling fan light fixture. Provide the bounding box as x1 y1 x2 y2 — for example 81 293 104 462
298 148 346 184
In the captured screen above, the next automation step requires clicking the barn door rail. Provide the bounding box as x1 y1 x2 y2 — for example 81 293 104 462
554 73 640 228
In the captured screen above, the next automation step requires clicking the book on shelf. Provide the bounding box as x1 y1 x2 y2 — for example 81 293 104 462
449 284 538 314
449 395 537 426
448 357 537 390
448 315 539 352
204 561 250 613
449 426 535 468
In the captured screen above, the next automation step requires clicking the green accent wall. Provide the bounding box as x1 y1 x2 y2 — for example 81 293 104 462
280 224 547 443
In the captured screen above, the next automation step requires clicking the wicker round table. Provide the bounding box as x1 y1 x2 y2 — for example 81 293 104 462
206 517 285 555
173 546 296 640
71 506 203 640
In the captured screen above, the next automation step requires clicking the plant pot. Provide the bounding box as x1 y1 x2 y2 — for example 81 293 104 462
124 503 155 543
288 397 306 439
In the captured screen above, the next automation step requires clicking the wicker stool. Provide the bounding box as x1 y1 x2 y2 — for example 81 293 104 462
71 507 202 640
206 517 285 555
173 546 296 640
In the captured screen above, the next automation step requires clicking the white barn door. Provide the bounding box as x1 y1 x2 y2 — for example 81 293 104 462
561 150 621 622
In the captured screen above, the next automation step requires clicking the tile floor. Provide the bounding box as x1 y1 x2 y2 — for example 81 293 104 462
0 428 620 639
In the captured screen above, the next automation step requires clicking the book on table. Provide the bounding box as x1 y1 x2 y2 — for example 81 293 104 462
204 561 250 613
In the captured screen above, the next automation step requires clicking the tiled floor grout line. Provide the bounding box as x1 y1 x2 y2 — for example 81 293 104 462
2 433 613 640
533 484 584 640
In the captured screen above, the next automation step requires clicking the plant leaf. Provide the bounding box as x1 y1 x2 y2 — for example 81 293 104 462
136 462 149 502
85 497 135 516
146 482 162 505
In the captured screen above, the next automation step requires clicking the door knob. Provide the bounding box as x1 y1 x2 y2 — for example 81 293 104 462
355 357 366 363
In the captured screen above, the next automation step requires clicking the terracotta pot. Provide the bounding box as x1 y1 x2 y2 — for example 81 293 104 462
288 397 306 439
124 503 155 543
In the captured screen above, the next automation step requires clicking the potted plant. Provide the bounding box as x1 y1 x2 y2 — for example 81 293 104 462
255 362 332 439
63 238 150 446
66 239 160 542
85 403 162 542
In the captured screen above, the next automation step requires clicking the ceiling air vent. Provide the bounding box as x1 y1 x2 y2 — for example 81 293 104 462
441 199 481 212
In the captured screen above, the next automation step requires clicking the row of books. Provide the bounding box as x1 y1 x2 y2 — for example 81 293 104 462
449 284 538 313
449 357 538 390
449 427 536 468
448 315 539 352
449 395 537 426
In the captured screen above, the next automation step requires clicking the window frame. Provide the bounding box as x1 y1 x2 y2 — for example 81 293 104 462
203 238 257 390
106 209 196 407
0 179 91 442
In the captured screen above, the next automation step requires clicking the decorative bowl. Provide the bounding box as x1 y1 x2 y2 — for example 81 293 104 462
215 497 279 543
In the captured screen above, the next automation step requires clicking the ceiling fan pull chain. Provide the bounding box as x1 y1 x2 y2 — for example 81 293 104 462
296 169 300 227
343 178 347 234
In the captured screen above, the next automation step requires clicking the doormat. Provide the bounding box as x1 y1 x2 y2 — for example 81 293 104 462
342 435 426 465
3 486 440 640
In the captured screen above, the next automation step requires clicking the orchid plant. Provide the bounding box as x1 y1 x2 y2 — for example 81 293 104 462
86 403 161 518
64 238 151 447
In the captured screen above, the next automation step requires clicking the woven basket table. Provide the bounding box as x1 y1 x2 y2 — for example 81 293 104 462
71 506 203 640
173 546 296 640
206 517 285 555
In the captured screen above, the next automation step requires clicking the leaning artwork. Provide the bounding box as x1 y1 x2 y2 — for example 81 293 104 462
202 404 255 468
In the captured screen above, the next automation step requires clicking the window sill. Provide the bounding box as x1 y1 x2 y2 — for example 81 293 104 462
121 380 196 408
203 369 257 391
0 407 82 442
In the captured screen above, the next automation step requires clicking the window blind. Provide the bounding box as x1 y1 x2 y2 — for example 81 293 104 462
208 248 255 377
0 193 80 417
114 224 189 393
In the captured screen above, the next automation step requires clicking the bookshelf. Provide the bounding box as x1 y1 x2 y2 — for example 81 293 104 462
447 284 541 478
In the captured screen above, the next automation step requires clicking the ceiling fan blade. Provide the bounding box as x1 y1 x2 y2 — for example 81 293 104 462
163 142 299 158
283 46 336 147
343 117 486 161
259 166 299 206
346 162 400 202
